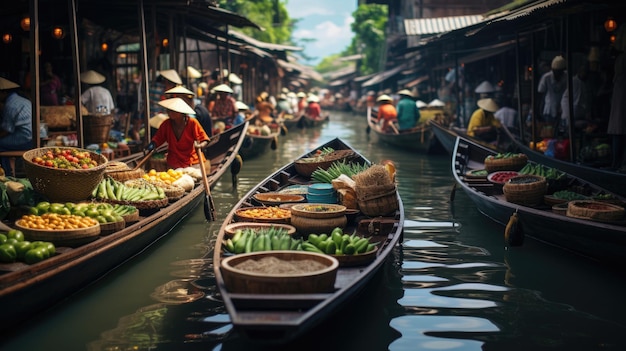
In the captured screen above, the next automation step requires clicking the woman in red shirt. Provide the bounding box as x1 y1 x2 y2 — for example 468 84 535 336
146 97 210 170
376 94 398 133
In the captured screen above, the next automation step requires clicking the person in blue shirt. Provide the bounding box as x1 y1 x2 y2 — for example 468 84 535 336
396 89 420 131
0 77 32 175
234 101 249 126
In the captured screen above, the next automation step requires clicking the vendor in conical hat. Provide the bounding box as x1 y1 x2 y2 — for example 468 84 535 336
80 70 115 115
145 97 210 170
165 85 213 137
467 98 501 143
396 89 420 131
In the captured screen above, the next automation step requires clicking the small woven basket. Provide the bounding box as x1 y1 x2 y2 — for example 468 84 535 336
147 155 168 172
484 154 528 173
502 175 547 206
23 147 108 202
355 183 399 216
105 161 145 182
294 150 356 178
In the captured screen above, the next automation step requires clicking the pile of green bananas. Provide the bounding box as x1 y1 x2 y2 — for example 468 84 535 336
518 163 566 180
303 227 376 255
93 177 166 201
224 226 302 254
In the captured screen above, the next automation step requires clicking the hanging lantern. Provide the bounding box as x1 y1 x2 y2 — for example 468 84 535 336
162 38 169 48
51 26 66 40
2 33 12 44
610 34 617 44
20 16 30 31
101 42 109 52
605 17 617 32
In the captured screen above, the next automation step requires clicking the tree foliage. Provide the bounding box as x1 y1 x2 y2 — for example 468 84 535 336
217 0 293 45
343 4 388 75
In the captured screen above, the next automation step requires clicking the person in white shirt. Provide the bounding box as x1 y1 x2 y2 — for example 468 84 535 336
80 70 115 115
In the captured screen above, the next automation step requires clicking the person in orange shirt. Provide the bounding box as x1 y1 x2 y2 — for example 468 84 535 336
146 97 210 170
376 94 398 133
255 91 275 124
296 92 307 114
305 95 322 119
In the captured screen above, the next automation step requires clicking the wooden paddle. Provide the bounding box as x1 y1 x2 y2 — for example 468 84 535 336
195 143 216 221
132 148 155 171
366 107 372 134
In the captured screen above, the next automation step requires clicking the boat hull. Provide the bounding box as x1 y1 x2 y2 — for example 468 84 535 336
213 137 404 342
452 136 626 265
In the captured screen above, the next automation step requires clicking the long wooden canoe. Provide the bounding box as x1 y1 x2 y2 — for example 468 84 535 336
301 112 330 128
212 137 404 342
0 121 248 333
367 108 441 153
451 134 626 265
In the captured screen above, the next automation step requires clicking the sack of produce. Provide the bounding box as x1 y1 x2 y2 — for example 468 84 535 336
353 164 398 216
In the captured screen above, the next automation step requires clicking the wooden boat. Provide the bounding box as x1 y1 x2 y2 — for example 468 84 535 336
451 134 626 265
499 125 626 197
278 113 303 129
238 123 280 160
301 112 330 128
0 121 248 332
212 137 404 341
429 118 513 155
367 108 441 153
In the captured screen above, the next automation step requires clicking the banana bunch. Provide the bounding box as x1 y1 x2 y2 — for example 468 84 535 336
93 177 166 201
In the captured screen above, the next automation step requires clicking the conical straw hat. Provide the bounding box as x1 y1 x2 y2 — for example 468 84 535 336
477 98 499 113
165 85 195 97
474 80 495 93
235 101 249 110
428 99 445 107
80 70 106 84
186 66 202 79
158 97 196 115
228 73 242 84
149 113 169 129
416 100 427 108
0 77 20 90
212 83 233 93
376 94 392 102
158 69 183 84
397 89 413 97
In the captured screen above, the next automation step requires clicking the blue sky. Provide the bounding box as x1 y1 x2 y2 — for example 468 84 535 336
285 0 357 66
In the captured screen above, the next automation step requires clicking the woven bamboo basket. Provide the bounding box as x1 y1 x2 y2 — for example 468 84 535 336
99 219 126 235
105 161 145 182
83 114 113 145
102 197 168 210
15 220 100 247
294 149 356 177
502 175 547 206
355 183 399 216
121 209 140 223
484 154 528 173
234 207 291 224
331 245 378 267
220 251 339 294
566 200 625 222
290 213 347 237
23 147 108 202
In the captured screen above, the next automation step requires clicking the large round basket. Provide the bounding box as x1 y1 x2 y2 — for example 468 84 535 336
502 175 547 206
355 183 399 216
252 193 305 206
15 220 100 247
234 206 291 224
294 149 356 178
99 219 126 235
566 200 625 222
289 203 347 237
484 154 528 173
220 251 338 294
23 147 108 202
331 245 378 267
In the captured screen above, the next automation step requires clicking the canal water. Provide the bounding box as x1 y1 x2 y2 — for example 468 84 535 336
2 111 626 351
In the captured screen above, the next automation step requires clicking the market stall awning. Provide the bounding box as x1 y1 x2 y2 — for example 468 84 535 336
229 30 303 52
404 15 484 36
361 63 408 87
